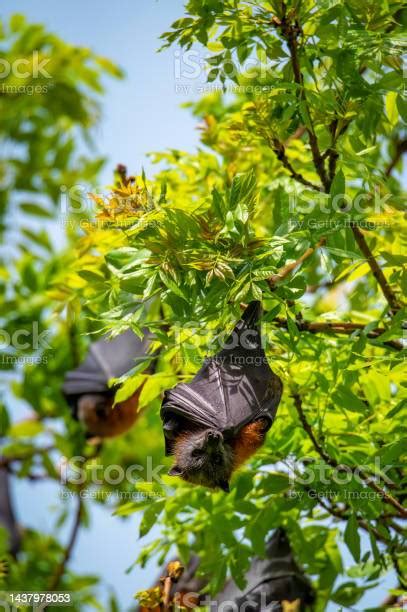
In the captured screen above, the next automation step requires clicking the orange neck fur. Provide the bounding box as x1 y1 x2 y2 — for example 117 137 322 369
231 418 268 470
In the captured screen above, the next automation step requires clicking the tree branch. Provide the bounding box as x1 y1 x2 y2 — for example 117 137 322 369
270 137 322 191
292 393 335 467
385 138 407 177
273 8 329 191
162 576 172 612
315 495 390 545
350 224 402 314
274 10 402 313
292 393 407 518
273 317 403 351
0 467 21 556
48 495 83 590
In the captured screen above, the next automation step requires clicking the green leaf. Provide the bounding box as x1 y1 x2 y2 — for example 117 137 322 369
114 374 146 405
330 169 345 200
212 187 227 221
260 472 290 493
9 420 44 438
138 373 176 409
10 13 26 32
332 385 367 414
378 439 406 466
344 514 360 562
139 500 166 537
250 282 262 300
385 91 398 127
331 581 365 607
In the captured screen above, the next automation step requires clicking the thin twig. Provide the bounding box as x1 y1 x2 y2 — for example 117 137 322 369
380 592 400 608
48 495 83 590
267 238 326 290
273 8 329 191
315 495 389 545
273 9 402 314
385 138 407 177
0 468 21 556
292 393 335 467
351 224 401 314
306 280 337 294
162 576 172 612
292 393 407 518
284 125 306 145
161 561 184 611
389 545 407 589
387 520 406 538
270 137 322 191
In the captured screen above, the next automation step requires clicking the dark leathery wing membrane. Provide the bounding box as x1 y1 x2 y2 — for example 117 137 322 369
213 528 315 610
161 301 283 455
63 329 151 397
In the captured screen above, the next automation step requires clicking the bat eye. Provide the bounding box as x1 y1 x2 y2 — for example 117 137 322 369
192 449 202 457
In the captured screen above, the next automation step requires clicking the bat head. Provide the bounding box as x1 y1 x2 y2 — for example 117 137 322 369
169 428 233 492
77 393 111 428
76 392 140 437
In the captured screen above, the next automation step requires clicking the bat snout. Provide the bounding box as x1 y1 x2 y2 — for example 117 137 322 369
205 429 223 447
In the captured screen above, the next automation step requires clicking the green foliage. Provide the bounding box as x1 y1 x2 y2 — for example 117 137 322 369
55 1 405 608
1 2 406 610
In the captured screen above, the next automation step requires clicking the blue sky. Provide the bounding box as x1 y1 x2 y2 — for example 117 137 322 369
3 1 397 609
4 0 201 185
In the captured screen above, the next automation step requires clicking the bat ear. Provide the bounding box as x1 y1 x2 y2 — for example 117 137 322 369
168 465 184 477
218 480 230 493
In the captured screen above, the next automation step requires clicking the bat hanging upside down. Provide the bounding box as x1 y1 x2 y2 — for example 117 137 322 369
63 329 151 438
161 301 283 491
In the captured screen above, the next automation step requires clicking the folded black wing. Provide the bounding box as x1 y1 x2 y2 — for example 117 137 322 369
63 329 151 396
215 528 315 610
161 301 282 455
